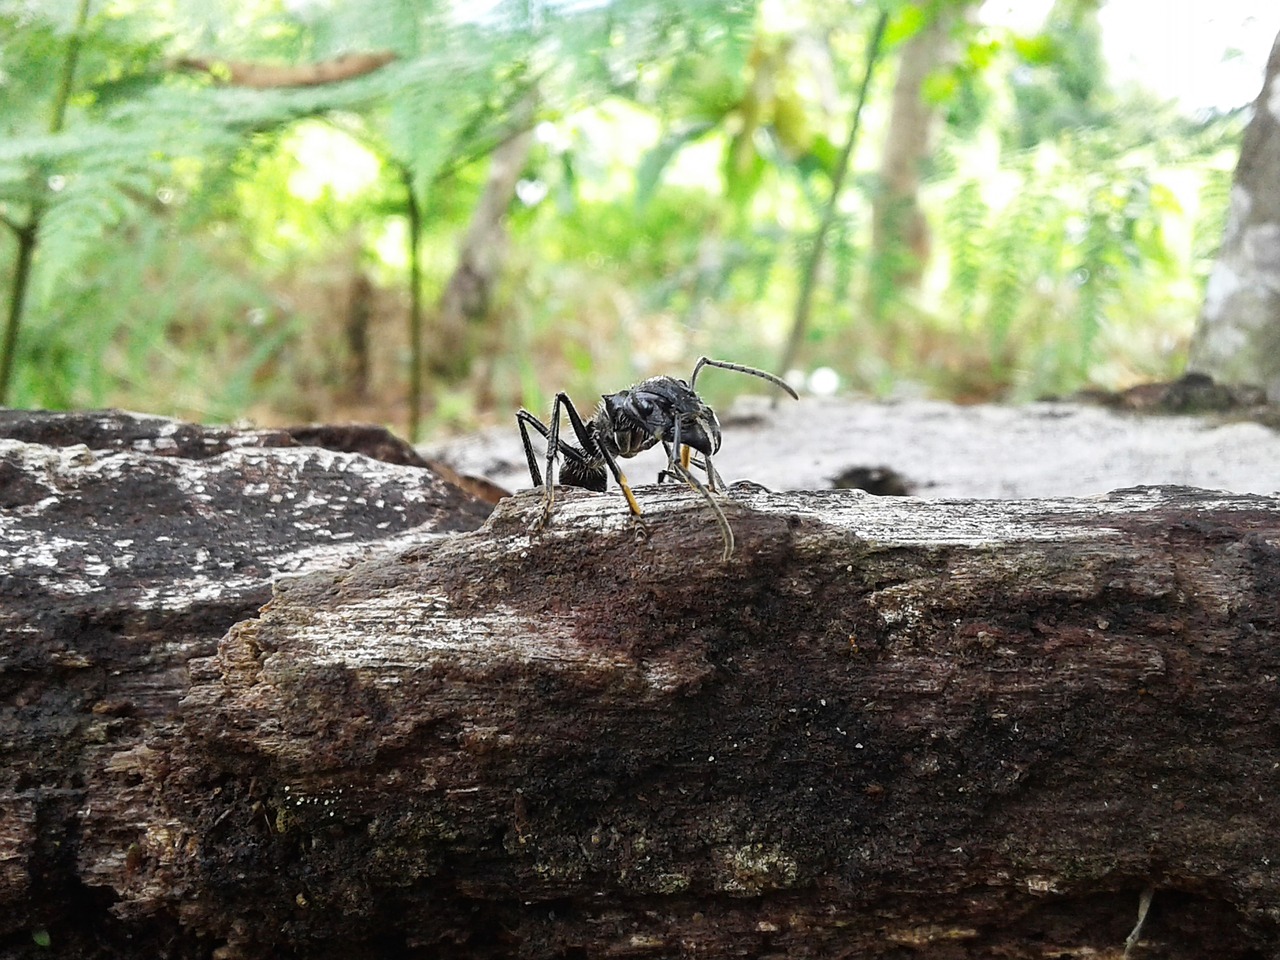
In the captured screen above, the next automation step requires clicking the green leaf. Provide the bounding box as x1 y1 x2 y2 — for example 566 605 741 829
922 71 959 106
1011 34 1059 66
635 121 716 208
803 133 840 180
884 5 928 48
1148 182 1183 215
964 38 1001 72
722 130 767 211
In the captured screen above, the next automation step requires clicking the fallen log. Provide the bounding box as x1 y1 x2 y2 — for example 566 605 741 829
2 412 1278 958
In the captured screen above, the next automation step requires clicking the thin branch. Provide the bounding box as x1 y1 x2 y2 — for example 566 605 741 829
0 224 38 402
0 0 91 403
322 76 543 184
49 0 91 135
403 165 425 442
173 52 397 89
321 75 544 437
778 7 890 378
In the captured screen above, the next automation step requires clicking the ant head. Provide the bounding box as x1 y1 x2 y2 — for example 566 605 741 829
600 390 662 457
600 379 724 458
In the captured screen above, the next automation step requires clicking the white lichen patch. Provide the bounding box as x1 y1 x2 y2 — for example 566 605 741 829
1025 875 1063 895
725 488 1130 547
1 433 468 607
716 843 799 894
886 925 979 947
0 440 84 499
2 533 80 569
640 658 697 694
295 594 634 678
8 442 434 515
139 579 245 611
127 528 447 613
0 529 111 596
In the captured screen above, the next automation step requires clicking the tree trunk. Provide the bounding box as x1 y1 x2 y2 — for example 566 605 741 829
3 410 1278 958
431 104 536 383
867 3 966 320
1189 27 1280 402
344 270 373 401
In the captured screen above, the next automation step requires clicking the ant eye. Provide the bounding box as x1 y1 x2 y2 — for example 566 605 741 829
633 397 653 415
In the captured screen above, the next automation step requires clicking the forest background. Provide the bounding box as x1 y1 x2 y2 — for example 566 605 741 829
0 0 1272 441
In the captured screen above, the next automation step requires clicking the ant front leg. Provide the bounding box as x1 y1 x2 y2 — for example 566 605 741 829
530 393 648 538
658 441 714 487
667 420 735 561
701 453 727 493
546 392 645 524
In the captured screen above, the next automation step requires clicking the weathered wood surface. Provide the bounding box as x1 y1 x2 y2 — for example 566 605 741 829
3 410 1280 958
0 410 492 958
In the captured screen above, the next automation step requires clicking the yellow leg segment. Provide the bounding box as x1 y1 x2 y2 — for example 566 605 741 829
617 470 643 517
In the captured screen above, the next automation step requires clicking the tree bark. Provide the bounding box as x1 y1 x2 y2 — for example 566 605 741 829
1189 27 1280 402
2 414 1278 959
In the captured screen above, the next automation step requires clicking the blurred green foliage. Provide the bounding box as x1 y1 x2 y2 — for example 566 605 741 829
0 0 1247 437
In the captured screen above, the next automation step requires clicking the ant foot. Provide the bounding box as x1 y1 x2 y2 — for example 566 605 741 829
727 479 771 496
531 495 554 533
630 514 651 544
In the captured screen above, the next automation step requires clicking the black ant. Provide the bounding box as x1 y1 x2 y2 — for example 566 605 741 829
516 357 798 560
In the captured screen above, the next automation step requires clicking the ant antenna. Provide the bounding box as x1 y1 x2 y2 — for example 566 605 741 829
689 357 799 399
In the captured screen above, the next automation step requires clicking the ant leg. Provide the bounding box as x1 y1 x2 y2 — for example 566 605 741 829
541 395 566 524
520 404 597 530
702 454 727 493
657 441 677 484
557 393 644 519
673 458 733 560
669 419 735 560
658 440 718 487
598 443 643 518
595 437 649 540
519 409 600 487
516 409 549 487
